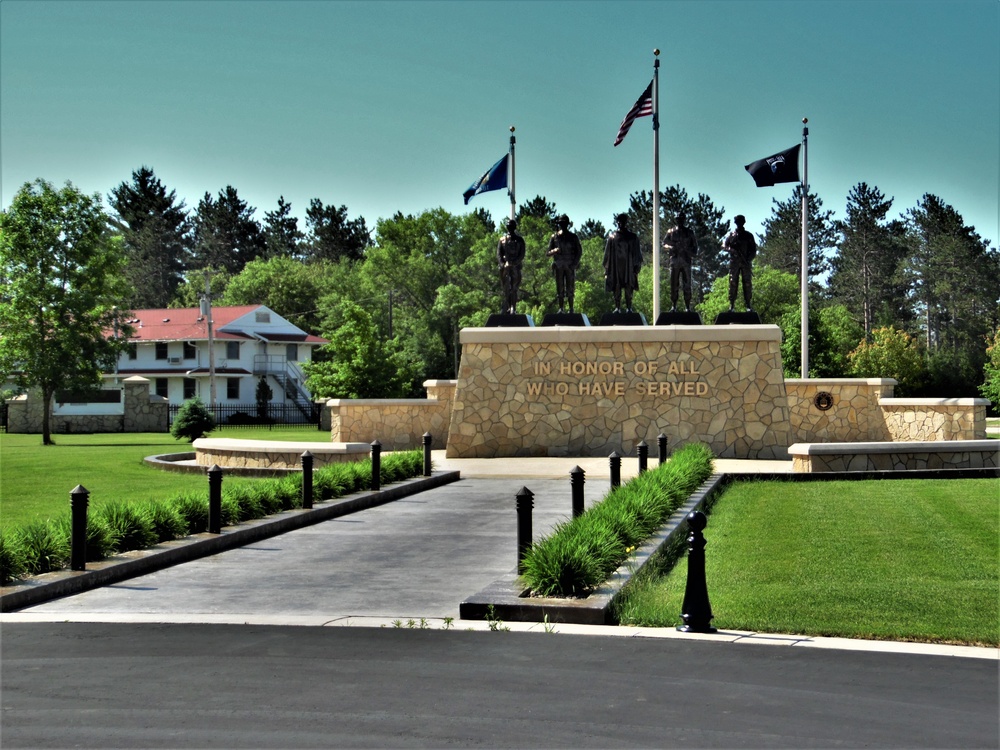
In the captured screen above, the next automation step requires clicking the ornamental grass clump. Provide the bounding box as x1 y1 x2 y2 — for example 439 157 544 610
0 527 29 584
172 492 208 534
141 499 187 543
519 442 713 597
19 519 70 575
95 500 157 552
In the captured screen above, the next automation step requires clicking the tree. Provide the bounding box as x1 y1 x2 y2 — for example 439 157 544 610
108 166 191 308
0 179 133 444
190 186 264 274
578 219 607 241
303 299 415 398
828 183 908 337
980 327 1000 411
903 194 1000 396
516 195 557 224
170 397 215 441
170 268 231 309
847 326 925 395
221 256 337 332
757 185 838 282
303 199 370 263
261 196 303 259
255 377 273 421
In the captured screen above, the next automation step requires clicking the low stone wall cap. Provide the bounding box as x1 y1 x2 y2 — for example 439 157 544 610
788 440 998 455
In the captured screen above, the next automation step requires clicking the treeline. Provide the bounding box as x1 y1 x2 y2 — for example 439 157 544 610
67 167 1000 403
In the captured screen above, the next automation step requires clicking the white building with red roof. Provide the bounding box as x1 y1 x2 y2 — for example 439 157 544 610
111 305 327 419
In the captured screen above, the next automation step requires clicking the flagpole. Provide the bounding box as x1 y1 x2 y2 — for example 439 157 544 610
508 126 516 222
652 49 661 323
800 117 809 378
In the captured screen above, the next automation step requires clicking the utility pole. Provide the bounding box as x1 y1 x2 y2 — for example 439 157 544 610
200 272 217 406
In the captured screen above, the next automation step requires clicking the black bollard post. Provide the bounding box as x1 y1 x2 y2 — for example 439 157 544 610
677 510 716 633
609 451 621 489
570 465 585 518
70 485 89 571
301 451 314 510
422 432 433 477
515 486 534 574
208 465 223 534
370 440 382 492
658 433 668 465
637 440 648 474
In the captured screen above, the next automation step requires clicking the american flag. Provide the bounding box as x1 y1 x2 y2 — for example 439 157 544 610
613 80 654 147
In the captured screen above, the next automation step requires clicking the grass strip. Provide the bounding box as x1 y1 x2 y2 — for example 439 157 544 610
519 443 714 597
615 478 999 646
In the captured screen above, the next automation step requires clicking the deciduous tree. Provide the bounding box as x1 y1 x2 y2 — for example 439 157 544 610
0 179 133 444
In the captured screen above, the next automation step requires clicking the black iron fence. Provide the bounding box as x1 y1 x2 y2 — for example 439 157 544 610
168 402 323 430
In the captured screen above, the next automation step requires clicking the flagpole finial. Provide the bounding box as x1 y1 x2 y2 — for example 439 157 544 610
654 48 659 56
510 125 515 132
802 117 808 124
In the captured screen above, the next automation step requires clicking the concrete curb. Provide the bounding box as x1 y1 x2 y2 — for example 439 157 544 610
459 473 729 625
0 471 460 613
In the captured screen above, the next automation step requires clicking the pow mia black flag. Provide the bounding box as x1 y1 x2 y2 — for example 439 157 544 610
745 144 801 187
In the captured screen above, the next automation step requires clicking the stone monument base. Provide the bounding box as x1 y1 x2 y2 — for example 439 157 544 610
540 312 590 327
447 325 792 459
599 311 647 326
656 310 702 326
485 313 534 327
715 310 762 325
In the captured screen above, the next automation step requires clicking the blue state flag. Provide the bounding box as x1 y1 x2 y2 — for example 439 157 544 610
463 154 509 205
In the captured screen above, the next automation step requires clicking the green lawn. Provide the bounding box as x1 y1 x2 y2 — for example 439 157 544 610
0 429 332 528
615 479 1000 646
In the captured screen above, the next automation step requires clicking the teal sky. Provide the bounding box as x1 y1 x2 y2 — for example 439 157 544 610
2 0 998 249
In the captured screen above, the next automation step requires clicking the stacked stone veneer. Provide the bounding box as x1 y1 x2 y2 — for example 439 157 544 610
789 440 998 472
446 326 792 459
328 380 455 451
880 398 987 441
194 438 369 470
786 378 896 442
5 377 168 434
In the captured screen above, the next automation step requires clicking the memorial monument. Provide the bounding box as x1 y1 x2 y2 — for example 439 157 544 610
716 214 761 324
656 212 702 325
542 214 588 326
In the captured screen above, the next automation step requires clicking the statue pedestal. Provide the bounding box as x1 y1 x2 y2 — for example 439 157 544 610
599 311 647 326
485 313 534 327
656 311 702 326
447 325 791 459
715 310 762 325
540 312 590 327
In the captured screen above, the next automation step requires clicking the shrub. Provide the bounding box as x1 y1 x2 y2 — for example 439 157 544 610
223 483 264 522
95 500 157 552
19 519 70 575
518 442 714 597
0 527 29 584
53 513 120 561
275 475 302 510
170 397 216 442
172 492 208 534
142 500 187 542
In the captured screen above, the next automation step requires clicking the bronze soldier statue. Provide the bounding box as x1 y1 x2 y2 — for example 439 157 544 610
724 214 757 310
547 214 582 313
603 213 643 312
664 212 698 311
497 218 526 314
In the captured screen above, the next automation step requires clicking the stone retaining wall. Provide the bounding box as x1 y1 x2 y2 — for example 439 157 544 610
5 377 168 434
786 378 896 442
788 440 998 472
193 438 370 470
880 398 987 441
328 380 453 450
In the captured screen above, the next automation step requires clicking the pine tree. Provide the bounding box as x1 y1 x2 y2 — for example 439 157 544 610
191 186 264 274
757 186 837 283
302 199 370 263
108 166 191 308
262 196 303 259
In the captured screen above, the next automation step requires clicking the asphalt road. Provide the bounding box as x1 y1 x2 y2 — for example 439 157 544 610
3 622 997 749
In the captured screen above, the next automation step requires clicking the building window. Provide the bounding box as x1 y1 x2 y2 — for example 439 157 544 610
255 311 271 323
155 342 168 360
227 378 240 400
285 343 298 362
226 341 240 359
127 343 137 360
183 378 196 400
155 378 168 398
183 341 196 359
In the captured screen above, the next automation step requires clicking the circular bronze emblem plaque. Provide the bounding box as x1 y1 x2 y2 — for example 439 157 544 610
813 391 834 411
